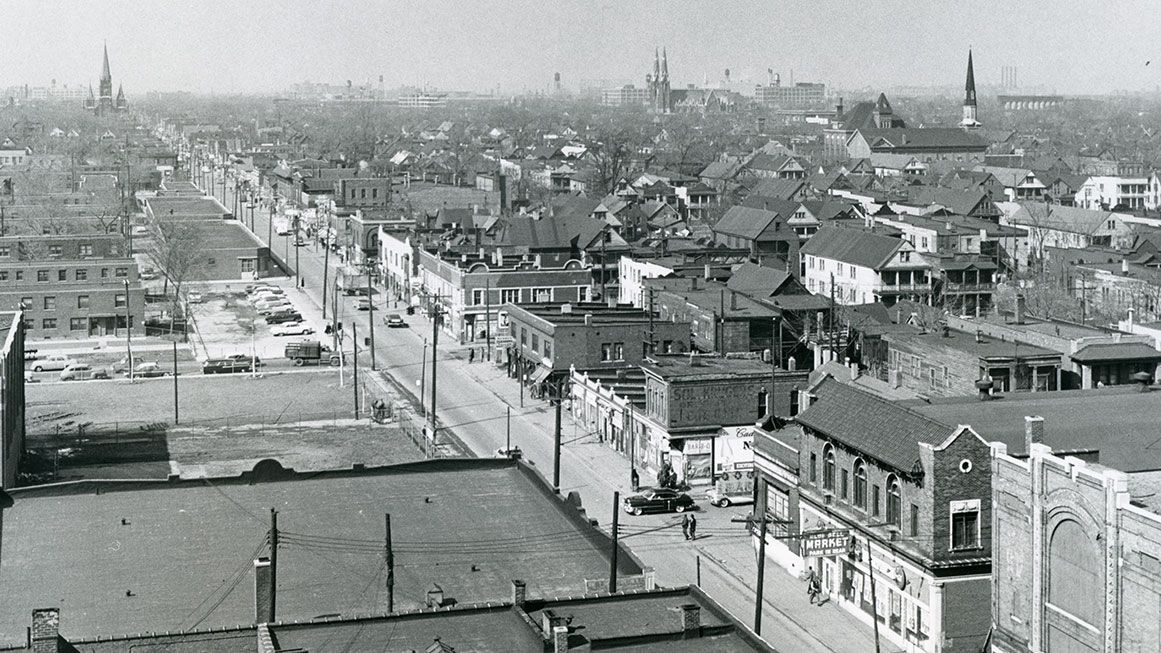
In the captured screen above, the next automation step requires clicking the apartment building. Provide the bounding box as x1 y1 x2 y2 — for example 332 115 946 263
801 226 933 306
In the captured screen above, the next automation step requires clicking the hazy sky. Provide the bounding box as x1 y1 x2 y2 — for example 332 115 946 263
2 1 1159 96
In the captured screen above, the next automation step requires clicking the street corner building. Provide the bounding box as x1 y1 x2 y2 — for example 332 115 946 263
752 374 993 653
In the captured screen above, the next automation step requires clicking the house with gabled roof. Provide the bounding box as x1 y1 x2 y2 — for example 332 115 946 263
846 128 988 164
713 204 802 267
800 226 933 306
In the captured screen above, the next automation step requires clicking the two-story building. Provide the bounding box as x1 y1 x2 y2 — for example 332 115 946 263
753 375 993 653
801 226 933 306
713 204 802 269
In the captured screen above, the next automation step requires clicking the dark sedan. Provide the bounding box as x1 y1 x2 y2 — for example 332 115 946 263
622 488 695 516
202 358 253 374
265 311 304 324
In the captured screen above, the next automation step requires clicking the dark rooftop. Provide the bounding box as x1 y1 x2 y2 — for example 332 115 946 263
885 328 1060 361
508 302 657 327
642 354 783 381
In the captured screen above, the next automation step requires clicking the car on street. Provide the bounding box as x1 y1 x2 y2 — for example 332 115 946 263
272 322 315 337
139 268 158 280
622 488 696 516
126 361 167 378
704 486 755 508
384 313 407 328
187 291 204 304
266 311 304 324
495 446 523 459
24 348 39 361
225 353 263 367
355 297 376 311
202 358 253 374
292 238 308 247
59 363 110 381
30 354 76 372
112 356 152 374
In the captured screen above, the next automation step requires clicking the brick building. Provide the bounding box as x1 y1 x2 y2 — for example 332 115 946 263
753 376 993 653
0 311 25 489
991 418 1161 653
506 302 689 387
334 176 391 209
0 233 144 338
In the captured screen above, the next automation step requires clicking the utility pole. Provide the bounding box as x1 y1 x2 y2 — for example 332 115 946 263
367 266 377 370
552 379 563 493
293 214 301 287
322 229 331 320
609 491 620 593
384 513 395 613
420 338 428 417
172 341 179 424
829 272 837 362
646 286 656 355
352 321 362 416
753 515 769 635
506 405 511 454
600 230 608 300
124 278 134 382
769 317 778 417
865 537 883 653
484 278 492 360
269 508 279 621
429 300 441 450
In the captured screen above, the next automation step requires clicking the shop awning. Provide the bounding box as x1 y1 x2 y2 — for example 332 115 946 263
528 366 552 386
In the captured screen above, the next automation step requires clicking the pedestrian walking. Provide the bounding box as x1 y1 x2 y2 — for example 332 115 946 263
681 514 691 540
807 568 821 605
687 514 697 541
469 348 475 363
630 468 639 491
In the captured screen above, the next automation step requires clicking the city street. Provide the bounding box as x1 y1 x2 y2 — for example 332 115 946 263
222 178 883 653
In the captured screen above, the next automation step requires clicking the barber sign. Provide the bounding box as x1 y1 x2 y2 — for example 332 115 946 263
800 530 851 557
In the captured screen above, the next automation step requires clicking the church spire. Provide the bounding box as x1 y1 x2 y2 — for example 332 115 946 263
653 48 660 79
101 42 111 83
661 47 668 79
964 49 976 106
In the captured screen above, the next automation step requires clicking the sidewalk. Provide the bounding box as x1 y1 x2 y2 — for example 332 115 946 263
27 336 195 357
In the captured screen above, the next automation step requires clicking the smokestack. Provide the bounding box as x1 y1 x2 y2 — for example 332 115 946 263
680 604 701 639
30 609 61 653
511 580 527 608
1015 293 1026 325
254 557 274 624
1025 416 1045 452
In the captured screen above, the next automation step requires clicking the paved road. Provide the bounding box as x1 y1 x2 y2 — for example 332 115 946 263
210 177 882 652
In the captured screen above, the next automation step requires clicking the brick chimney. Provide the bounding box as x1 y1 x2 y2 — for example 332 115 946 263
679 603 701 639
553 625 570 653
1025 416 1045 452
511 579 527 608
254 557 274 624
1015 293 1026 324
30 609 61 653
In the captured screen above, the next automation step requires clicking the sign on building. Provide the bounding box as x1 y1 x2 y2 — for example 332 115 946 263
799 529 852 557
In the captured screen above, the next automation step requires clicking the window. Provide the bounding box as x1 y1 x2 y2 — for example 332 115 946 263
531 333 539 351
841 469 849 500
79 244 93 257
77 295 90 309
57 269 66 281
0 271 6 281
910 504 920 538
533 287 552 302
543 340 552 359
613 342 624 360
22 318 33 330
950 501 980 549
15 270 22 281
75 268 87 281
601 343 613 362
886 476 902 527
42 318 57 329
822 445 836 491
101 268 109 278
43 296 56 310
520 327 527 345
471 289 485 306
115 267 128 278
20 296 33 309
48 245 62 257
809 453 817 483
37 270 49 282
0 246 8 257
853 460 867 509
899 251 911 263
500 289 520 304
241 259 255 272
114 294 127 308
757 389 768 416
372 188 379 199
69 317 86 331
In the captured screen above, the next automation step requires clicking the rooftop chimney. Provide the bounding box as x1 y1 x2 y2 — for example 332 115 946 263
30 609 61 653
1015 293 1026 325
679 604 701 639
496 248 504 266
704 263 711 280
1025 415 1045 452
561 303 572 314
511 579 527 608
607 296 617 308
553 625 570 653
689 352 701 366
1122 258 1130 275
254 557 274 624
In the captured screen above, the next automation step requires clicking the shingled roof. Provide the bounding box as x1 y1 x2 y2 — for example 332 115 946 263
797 376 953 472
799 226 904 270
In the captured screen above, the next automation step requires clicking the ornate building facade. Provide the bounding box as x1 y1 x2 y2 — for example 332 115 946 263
83 44 127 116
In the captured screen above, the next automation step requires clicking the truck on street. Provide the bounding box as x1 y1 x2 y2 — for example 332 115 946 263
284 340 343 366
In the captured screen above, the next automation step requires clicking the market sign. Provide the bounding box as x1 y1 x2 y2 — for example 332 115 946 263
800 530 851 557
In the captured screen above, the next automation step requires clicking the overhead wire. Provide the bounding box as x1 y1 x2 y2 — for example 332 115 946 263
183 534 269 630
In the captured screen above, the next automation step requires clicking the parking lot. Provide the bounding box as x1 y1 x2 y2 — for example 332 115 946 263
187 278 327 361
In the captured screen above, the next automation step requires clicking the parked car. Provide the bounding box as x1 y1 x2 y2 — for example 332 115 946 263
112 356 152 374
495 446 523 459
622 488 696 516
355 297 376 311
266 311 304 324
60 363 110 381
225 353 263 367
24 348 39 361
202 358 253 374
704 486 754 508
187 292 204 304
139 268 158 280
30 354 76 372
257 303 295 316
126 361 167 378
383 313 407 328
284 340 342 366
251 287 285 298
272 322 315 337
247 285 282 296
292 238 308 247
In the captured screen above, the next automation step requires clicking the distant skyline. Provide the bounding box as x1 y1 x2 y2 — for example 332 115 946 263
2 0 1159 96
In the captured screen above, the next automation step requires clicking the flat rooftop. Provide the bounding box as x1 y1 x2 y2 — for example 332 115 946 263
0 461 632 644
510 302 656 326
643 354 791 381
886 328 1060 360
906 385 1161 473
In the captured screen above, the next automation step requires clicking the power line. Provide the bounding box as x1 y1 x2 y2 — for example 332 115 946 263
183 534 268 630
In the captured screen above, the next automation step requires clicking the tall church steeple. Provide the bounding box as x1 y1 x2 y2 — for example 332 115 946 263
101 42 111 84
961 49 981 129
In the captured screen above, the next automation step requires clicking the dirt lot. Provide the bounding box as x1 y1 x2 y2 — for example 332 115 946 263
186 279 329 361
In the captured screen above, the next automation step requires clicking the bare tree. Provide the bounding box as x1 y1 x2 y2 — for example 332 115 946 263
148 219 207 318
587 129 642 197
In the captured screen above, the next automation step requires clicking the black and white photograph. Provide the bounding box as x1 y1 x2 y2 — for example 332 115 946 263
1 2 1159 651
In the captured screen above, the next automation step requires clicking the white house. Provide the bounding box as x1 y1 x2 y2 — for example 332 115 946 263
800 226 932 306
618 254 677 307
1075 175 1150 210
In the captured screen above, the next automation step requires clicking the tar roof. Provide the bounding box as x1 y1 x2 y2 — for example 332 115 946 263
0 461 628 643
796 376 953 472
1071 342 1161 363
885 329 1060 360
642 354 775 380
908 386 1161 473
799 226 903 270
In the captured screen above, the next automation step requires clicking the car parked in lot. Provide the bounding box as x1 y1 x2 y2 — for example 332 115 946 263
266 311 304 324
355 297 376 311
248 285 283 296
704 486 754 508
225 353 263 367
122 361 168 378
30 354 76 372
139 268 159 280
202 358 253 374
272 322 315 337
257 303 295 316
383 313 407 328
187 291 204 304
112 356 152 374
60 363 110 381
622 488 696 516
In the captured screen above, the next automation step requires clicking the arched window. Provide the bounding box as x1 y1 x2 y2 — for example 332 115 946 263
1048 519 1103 628
886 475 902 527
823 445 836 492
853 459 868 509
